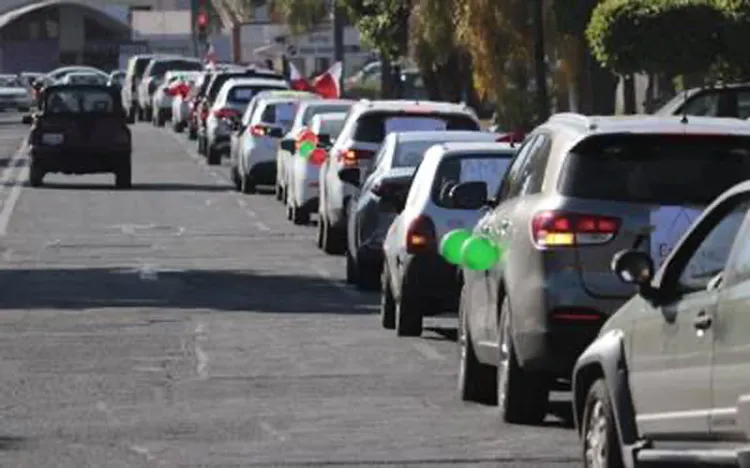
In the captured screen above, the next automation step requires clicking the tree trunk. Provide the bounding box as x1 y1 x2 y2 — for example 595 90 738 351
532 0 550 122
623 74 637 114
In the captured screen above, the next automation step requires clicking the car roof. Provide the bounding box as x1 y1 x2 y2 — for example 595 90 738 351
259 95 319 105
298 99 354 109
353 99 475 113
222 77 288 87
393 130 494 143
44 83 114 92
545 113 750 137
438 141 516 154
311 111 348 121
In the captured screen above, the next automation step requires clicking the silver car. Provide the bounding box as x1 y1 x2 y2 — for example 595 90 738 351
0 75 32 112
343 130 503 290
458 113 750 426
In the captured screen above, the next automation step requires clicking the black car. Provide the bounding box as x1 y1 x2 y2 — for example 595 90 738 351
23 84 132 189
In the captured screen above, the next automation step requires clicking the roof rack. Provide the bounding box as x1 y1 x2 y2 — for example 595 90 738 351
549 112 597 131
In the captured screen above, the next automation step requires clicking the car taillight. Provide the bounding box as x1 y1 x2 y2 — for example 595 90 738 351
531 211 620 248
337 149 375 166
213 108 238 119
406 215 436 254
249 124 266 137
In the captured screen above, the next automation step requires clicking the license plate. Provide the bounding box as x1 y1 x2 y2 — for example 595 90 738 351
42 133 63 145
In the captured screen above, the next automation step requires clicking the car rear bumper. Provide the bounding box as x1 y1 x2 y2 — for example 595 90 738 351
402 253 460 314
246 161 276 185
513 323 603 379
31 147 129 174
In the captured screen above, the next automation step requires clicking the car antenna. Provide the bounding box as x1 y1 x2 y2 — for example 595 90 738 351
680 88 689 124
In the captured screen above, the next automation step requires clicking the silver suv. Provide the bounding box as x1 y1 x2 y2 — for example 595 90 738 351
457 114 750 425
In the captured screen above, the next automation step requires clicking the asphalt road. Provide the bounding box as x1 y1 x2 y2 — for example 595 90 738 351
0 116 581 467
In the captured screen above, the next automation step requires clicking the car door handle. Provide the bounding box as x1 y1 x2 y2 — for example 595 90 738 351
693 311 713 331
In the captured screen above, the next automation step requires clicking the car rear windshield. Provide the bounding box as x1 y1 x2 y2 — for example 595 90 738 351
0 76 22 87
148 60 202 77
45 89 116 114
394 140 445 167
559 134 750 204
432 153 515 208
302 104 352 126
229 86 286 104
317 118 345 139
208 73 280 102
353 111 478 143
260 102 298 129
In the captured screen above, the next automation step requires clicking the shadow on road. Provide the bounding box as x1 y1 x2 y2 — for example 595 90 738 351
423 326 457 342
0 267 378 314
31 182 234 192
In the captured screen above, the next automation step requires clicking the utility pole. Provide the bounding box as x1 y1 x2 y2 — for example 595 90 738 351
332 1 344 92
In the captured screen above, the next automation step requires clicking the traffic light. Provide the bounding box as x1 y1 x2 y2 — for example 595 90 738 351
196 10 208 42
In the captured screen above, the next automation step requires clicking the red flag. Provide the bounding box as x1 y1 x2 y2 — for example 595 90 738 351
289 61 313 92
311 62 342 99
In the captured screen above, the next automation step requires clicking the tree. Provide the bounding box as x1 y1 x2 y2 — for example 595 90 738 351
272 0 330 33
339 0 411 61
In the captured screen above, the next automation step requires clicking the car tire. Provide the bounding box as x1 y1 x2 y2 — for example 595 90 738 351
396 286 422 337
115 159 132 189
207 146 221 165
188 126 197 140
345 248 358 284
582 379 624 468
155 110 165 127
380 268 396 329
291 205 310 225
145 107 153 122
127 109 136 124
458 286 497 404
275 183 284 201
316 215 325 248
29 163 44 187
230 166 241 191
497 296 549 425
240 173 256 194
355 253 381 291
321 219 346 255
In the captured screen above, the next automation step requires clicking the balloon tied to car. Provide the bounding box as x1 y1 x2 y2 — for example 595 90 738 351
439 228 504 271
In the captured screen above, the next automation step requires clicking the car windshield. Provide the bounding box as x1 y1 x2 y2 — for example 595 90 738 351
432 153 515 208
67 75 104 85
302 104 352 126
353 111 478 143
0 76 22 87
45 88 115 114
149 60 202 77
559 134 750 205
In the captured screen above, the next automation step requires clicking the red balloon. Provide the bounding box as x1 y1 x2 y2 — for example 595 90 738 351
309 148 327 166
298 129 318 144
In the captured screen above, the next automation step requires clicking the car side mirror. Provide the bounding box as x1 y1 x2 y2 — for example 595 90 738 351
449 181 488 210
338 167 360 188
280 139 295 152
318 134 331 146
267 127 284 138
611 249 662 302
21 114 32 124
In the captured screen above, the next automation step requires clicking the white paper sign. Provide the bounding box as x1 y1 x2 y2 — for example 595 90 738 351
385 117 446 135
232 88 256 101
460 158 512 195
650 206 702 267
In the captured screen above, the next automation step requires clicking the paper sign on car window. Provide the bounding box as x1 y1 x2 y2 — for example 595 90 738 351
650 206 702 267
385 117 446 135
460 158 512 196
276 103 296 126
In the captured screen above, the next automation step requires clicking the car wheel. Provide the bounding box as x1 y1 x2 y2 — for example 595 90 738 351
207 146 221 165
316 214 325 248
345 248 358 284
497 296 549 424
29 163 44 187
188 126 197 140
291 205 310 225
240 173 256 194
230 166 241 191
197 137 205 155
155 110 164 127
380 267 396 329
396 284 422 337
458 285 497 404
115 159 132 189
127 109 136 124
322 219 346 255
275 183 284 201
582 380 624 468
355 253 381 291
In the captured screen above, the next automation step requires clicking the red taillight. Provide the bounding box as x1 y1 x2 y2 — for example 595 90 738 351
531 211 620 248
337 149 375 166
213 108 239 119
249 124 266 137
309 148 327 166
406 215 436 254
550 308 602 323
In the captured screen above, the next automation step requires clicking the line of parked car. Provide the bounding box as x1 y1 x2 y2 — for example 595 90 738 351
122 53 750 467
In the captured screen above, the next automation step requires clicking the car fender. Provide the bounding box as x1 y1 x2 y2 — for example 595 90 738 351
572 328 639 465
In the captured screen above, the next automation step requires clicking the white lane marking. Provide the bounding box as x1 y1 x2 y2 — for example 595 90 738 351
412 341 446 361
0 166 27 236
259 420 287 441
311 265 357 297
254 221 271 232
194 321 209 379
129 445 155 462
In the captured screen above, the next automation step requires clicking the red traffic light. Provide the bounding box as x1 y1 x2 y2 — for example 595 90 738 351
197 12 208 27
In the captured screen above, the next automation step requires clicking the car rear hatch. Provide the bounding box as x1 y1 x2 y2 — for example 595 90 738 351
555 132 750 299
37 114 126 151
369 166 416 243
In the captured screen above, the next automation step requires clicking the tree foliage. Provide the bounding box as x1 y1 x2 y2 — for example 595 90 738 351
338 0 411 60
271 0 329 34
586 0 729 76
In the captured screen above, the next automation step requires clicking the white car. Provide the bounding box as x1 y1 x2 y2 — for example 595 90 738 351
204 77 288 165
277 99 354 210
0 74 32 111
318 99 481 255
230 92 319 193
62 72 107 85
381 141 516 335
286 111 348 225
152 70 201 127
171 72 206 132
137 56 203 122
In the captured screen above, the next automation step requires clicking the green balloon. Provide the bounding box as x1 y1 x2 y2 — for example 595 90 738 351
461 235 502 271
299 141 316 158
439 229 472 265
